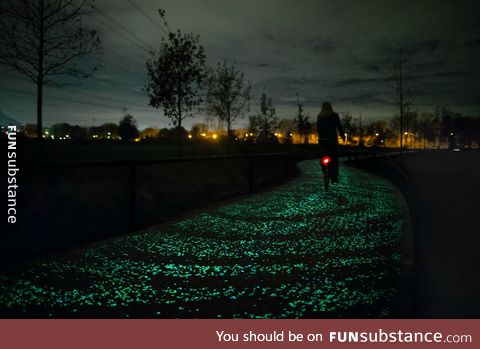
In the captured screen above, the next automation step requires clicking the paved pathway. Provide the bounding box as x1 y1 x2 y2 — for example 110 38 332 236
0 160 404 318
352 150 480 317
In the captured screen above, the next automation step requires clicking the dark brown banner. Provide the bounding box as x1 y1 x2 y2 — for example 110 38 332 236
0 319 478 348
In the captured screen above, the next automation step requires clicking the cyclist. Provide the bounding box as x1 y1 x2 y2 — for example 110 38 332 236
317 102 345 183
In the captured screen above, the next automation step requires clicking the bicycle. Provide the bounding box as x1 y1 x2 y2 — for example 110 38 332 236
320 155 332 190
318 138 339 191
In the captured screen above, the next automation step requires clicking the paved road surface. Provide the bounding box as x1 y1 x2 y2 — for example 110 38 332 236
0 160 405 318
351 150 480 318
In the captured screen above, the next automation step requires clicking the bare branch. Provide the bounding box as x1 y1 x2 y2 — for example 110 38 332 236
0 0 101 142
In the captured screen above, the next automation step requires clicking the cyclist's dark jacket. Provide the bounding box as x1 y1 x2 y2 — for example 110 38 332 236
317 112 345 144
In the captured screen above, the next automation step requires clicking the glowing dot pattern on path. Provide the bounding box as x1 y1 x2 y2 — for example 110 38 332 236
0 160 404 318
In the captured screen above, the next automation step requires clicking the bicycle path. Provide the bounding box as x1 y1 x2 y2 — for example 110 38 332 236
0 160 405 318
350 150 480 317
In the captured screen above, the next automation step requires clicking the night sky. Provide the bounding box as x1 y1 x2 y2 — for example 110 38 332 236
1 0 479 129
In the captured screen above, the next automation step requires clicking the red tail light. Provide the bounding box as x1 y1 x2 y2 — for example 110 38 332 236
321 156 331 166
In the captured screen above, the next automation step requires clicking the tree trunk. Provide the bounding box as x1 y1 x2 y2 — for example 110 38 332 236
177 75 183 156
37 0 45 159
178 118 182 156
226 119 232 154
36 78 43 158
398 48 404 153
227 119 232 140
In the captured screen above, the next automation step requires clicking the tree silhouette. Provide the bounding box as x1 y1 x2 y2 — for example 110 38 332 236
245 116 258 144
366 120 390 147
206 61 250 140
118 114 139 142
252 90 278 143
418 112 438 149
294 93 311 144
145 11 207 155
190 123 208 139
89 123 118 139
278 118 295 144
0 0 100 154
340 112 356 145
388 48 414 152
140 127 160 140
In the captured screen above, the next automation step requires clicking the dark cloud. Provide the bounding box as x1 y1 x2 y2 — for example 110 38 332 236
409 61 446 71
409 71 466 80
339 94 390 106
1 0 479 128
365 64 381 72
401 40 444 55
310 40 336 55
336 77 385 87
466 38 480 47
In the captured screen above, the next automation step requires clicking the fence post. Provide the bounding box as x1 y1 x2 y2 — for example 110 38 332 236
284 153 289 178
248 155 254 192
129 164 137 229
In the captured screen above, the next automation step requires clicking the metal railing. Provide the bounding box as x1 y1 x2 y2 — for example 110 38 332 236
19 152 291 230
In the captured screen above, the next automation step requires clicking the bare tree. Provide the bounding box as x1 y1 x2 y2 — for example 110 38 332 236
418 111 438 149
206 61 250 140
294 93 311 144
0 0 100 151
144 11 207 155
252 89 278 143
388 48 414 151
190 123 208 139
340 112 355 145
277 118 295 144
118 114 139 142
